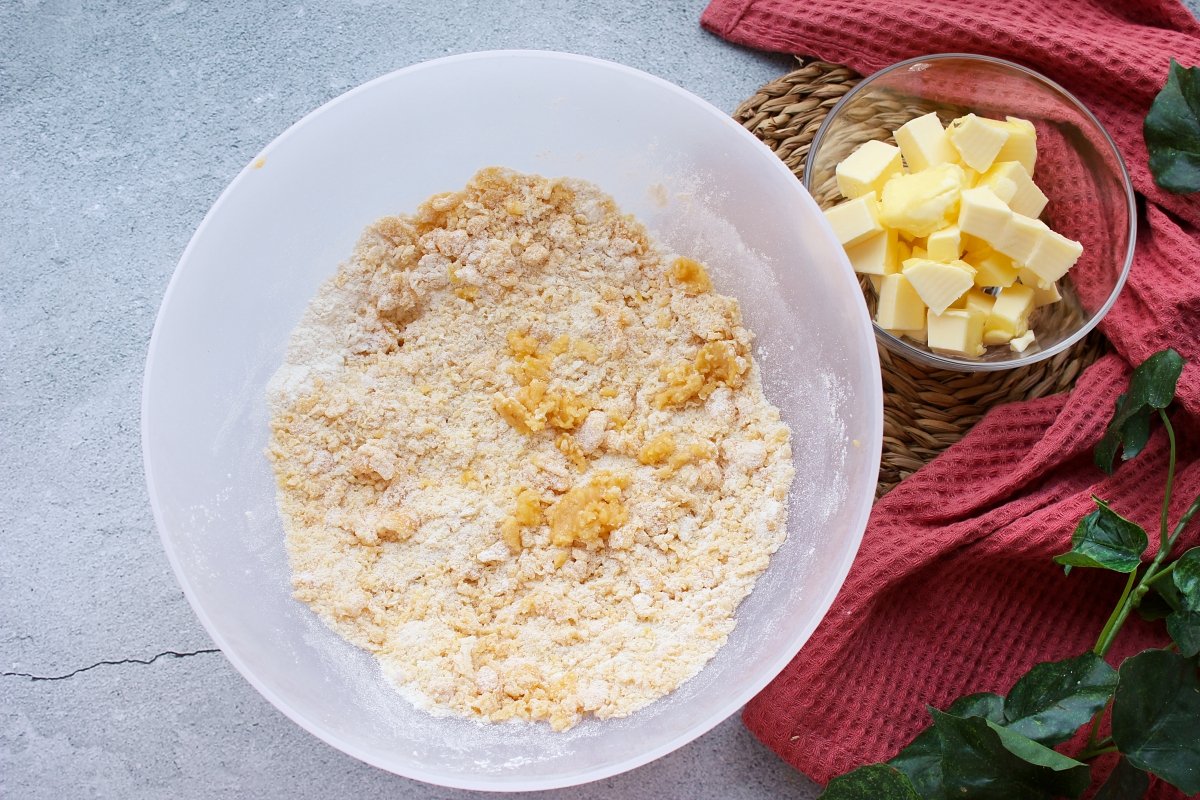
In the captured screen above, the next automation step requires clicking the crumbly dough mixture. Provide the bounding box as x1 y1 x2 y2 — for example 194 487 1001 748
267 168 794 730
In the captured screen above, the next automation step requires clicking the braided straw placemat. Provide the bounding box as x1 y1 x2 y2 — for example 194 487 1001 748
735 59 1106 496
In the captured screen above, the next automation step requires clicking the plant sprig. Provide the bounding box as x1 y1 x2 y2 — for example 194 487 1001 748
820 349 1199 799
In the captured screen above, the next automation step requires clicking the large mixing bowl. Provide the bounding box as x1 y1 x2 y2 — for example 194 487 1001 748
142 50 882 791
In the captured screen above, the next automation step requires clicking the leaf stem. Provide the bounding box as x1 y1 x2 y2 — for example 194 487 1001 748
1093 412 1179 658
1093 569 1139 656
1158 410 1177 547
1078 743 1119 761
1168 491 1200 550
1084 699 1113 751
1146 561 1177 586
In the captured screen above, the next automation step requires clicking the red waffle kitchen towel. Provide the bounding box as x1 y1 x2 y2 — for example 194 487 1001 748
700 0 1200 794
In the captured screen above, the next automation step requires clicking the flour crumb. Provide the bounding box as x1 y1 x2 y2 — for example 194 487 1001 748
267 168 794 731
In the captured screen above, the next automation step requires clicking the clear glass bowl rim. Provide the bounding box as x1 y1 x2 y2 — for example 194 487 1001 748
804 52 1136 372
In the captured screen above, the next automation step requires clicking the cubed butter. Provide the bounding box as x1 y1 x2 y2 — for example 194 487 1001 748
1016 266 1050 290
829 110 1074 355
996 117 1038 175
845 227 900 275
1019 268 1062 306
927 308 986 357
958 187 1013 247
884 328 928 343
894 112 958 172
824 191 884 248
983 328 1014 346
1010 330 1037 353
994 213 1049 264
948 113 1009 172
1024 229 1084 285
880 163 966 238
985 283 1036 340
902 257 975 315
926 225 962 262
836 140 904 199
875 273 927 331
963 287 997 316
961 233 993 258
969 251 1019 288
978 161 1048 218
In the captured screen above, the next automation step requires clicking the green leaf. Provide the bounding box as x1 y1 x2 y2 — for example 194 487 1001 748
1145 59 1200 193
1116 396 1152 462
887 693 1005 797
819 764 921 799
1003 652 1118 745
1053 499 1148 573
1174 547 1200 610
1166 610 1200 657
931 709 1091 799
1111 649 1200 794
1093 757 1150 800
1094 349 1186 474
1137 588 1176 621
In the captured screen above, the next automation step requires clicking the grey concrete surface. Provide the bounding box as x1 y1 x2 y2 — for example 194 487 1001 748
5 1 1197 798
0 1 811 798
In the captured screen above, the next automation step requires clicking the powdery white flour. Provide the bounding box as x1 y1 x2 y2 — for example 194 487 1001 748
267 168 794 730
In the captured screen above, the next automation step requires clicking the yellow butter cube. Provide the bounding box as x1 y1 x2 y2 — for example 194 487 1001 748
894 112 958 172
902 257 975 315
1024 229 1084 285
963 287 997 316
969 250 1019 288
994 214 1049 264
884 327 928 343
926 225 962 262
958 187 1013 247
896 239 913 264
880 163 966 238
978 161 1048 218
836 140 905 199
961 233 993 259
927 308 986 356
983 328 1014 346
868 274 883 294
845 228 900 275
1010 330 1037 353
949 113 1009 173
1018 268 1062 306
875 273 927 331
997 117 1038 175
824 191 884 248
1016 266 1050 290
985 283 1036 340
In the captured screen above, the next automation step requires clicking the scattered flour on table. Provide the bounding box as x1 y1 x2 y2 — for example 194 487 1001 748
267 168 795 731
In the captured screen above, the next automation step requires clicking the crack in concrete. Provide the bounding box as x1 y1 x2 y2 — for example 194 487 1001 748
2 648 220 681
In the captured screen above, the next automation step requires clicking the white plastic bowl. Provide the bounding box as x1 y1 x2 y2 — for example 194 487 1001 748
142 50 882 791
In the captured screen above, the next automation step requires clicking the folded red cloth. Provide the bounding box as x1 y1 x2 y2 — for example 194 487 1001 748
700 0 1200 795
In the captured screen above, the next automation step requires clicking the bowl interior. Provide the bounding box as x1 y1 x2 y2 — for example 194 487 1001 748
805 54 1134 371
143 51 882 791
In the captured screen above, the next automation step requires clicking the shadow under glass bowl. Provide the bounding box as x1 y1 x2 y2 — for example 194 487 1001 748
805 53 1136 371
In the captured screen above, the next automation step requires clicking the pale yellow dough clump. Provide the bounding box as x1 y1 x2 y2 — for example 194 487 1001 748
267 168 794 731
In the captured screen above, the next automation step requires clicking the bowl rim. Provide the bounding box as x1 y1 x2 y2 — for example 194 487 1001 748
804 52 1136 372
141 48 883 791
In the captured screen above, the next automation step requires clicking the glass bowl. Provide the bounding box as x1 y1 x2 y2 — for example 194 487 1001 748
805 53 1135 371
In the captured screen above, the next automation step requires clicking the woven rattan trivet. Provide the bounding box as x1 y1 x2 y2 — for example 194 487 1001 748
735 58 1106 496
